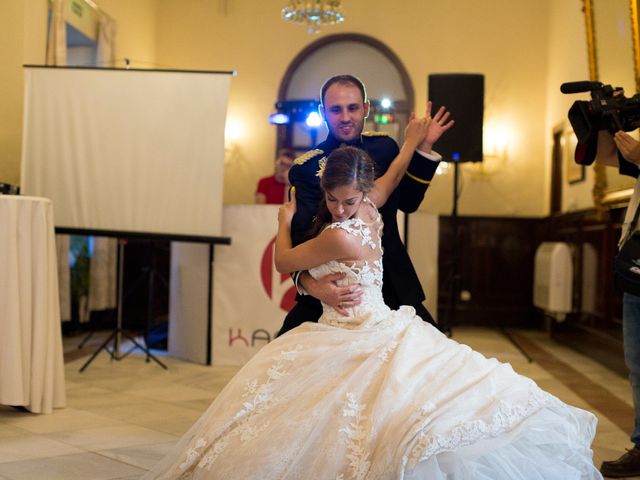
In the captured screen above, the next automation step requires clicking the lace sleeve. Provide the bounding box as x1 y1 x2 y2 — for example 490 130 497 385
329 218 379 251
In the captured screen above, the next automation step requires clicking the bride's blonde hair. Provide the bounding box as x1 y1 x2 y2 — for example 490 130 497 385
307 146 376 238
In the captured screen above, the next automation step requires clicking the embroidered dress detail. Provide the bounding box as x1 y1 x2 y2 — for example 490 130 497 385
142 197 601 480
176 345 304 474
339 393 372 480
329 218 379 251
405 388 552 469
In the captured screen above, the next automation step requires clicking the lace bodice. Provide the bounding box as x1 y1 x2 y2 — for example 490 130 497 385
308 201 388 328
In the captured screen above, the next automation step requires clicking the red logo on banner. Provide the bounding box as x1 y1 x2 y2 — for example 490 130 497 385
260 236 297 311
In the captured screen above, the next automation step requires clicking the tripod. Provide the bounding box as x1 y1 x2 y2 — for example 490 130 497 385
79 239 168 372
441 159 532 362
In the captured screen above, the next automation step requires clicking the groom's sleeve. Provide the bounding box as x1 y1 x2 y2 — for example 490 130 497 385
397 149 441 213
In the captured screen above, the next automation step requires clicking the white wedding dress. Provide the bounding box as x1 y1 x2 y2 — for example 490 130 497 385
144 201 602 480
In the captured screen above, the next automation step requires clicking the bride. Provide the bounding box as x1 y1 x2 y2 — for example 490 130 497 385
144 116 601 479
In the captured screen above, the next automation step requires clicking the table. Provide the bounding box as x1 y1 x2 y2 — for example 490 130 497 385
0 195 66 413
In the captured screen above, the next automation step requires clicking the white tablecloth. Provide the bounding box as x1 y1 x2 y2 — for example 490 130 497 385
0 196 66 413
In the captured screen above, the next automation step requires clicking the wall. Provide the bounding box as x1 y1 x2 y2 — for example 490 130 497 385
0 1 43 186
0 0 23 186
545 0 594 213
154 0 556 216
98 0 157 68
0 0 156 187
2 0 600 218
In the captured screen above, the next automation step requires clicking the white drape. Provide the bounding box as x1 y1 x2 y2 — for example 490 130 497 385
47 0 69 323
0 197 66 413
88 237 117 313
46 0 67 66
89 13 118 316
92 12 118 314
96 13 116 67
55 235 71 322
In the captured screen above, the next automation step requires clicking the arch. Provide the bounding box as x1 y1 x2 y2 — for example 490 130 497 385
278 33 414 108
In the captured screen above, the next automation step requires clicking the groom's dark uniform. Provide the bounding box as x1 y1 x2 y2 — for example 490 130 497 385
277 131 440 336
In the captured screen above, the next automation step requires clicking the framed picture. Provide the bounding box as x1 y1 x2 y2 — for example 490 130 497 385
564 127 585 184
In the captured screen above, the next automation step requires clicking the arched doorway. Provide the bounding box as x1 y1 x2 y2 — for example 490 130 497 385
275 34 414 155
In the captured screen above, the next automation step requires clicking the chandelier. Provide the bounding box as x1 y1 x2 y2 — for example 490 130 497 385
282 1 344 34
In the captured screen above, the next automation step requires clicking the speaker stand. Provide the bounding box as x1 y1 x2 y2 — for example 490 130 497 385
440 159 531 362
442 158 460 337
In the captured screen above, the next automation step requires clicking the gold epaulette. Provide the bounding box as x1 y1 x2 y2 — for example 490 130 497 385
294 149 324 165
362 131 391 137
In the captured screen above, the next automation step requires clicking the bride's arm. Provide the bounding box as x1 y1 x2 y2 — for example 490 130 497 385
275 189 359 273
367 116 430 208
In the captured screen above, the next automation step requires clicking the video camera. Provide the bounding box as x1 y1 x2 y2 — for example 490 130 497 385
562 81 640 164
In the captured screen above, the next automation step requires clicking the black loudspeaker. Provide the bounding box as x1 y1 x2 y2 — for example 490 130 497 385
428 74 484 162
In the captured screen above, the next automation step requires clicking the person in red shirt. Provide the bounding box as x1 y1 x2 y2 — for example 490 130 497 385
255 149 294 204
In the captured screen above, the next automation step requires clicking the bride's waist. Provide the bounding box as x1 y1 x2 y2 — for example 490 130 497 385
320 295 389 328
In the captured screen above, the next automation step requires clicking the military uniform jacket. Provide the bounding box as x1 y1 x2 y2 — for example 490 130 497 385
288 131 440 308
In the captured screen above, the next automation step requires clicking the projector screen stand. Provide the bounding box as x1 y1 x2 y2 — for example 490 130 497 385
79 239 168 372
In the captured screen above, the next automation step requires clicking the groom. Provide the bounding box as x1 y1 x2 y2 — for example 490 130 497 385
277 74 453 336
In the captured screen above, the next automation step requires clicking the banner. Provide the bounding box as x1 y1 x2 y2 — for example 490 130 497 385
212 205 296 366
169 206 438 367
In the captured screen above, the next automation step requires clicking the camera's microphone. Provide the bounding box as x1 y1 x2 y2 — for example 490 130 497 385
560 81 603 94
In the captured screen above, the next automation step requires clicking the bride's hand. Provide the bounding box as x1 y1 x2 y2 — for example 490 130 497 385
403 114 431 150
278 187 297 225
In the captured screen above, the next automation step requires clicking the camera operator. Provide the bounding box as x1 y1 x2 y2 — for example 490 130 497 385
596 127 640 478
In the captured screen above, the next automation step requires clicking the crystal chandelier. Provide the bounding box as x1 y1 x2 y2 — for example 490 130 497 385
282 1 344 34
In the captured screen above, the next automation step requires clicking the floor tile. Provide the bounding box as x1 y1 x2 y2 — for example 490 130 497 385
45 425 176 452
0 452 145 480
0 408 125 434
0 326 632 476
98 441 177 469
0 436 83 463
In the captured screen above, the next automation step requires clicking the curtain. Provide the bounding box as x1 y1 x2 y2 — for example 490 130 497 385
46 5 118 324
96 13 117 67
48 0 67 322
92 13 118 316
88 238 117 315
46 0 67 66
56 235 71 322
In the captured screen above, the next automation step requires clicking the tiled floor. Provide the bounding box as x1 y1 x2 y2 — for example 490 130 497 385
0 326 636 479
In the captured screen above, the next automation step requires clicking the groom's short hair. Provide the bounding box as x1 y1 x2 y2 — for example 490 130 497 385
320 75 367 106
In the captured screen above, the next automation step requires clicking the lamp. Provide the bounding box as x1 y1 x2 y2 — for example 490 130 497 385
305 111 322 127
484 124 510 162
281 0 344 33
225 117 245 149
467 122 512 178
269 112 291 125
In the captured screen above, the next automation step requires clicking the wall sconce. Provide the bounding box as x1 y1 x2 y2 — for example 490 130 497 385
470 123 513 178
484 123 511 162
225 117 245 148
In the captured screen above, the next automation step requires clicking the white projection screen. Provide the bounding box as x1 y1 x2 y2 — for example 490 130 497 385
21 66 232 240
